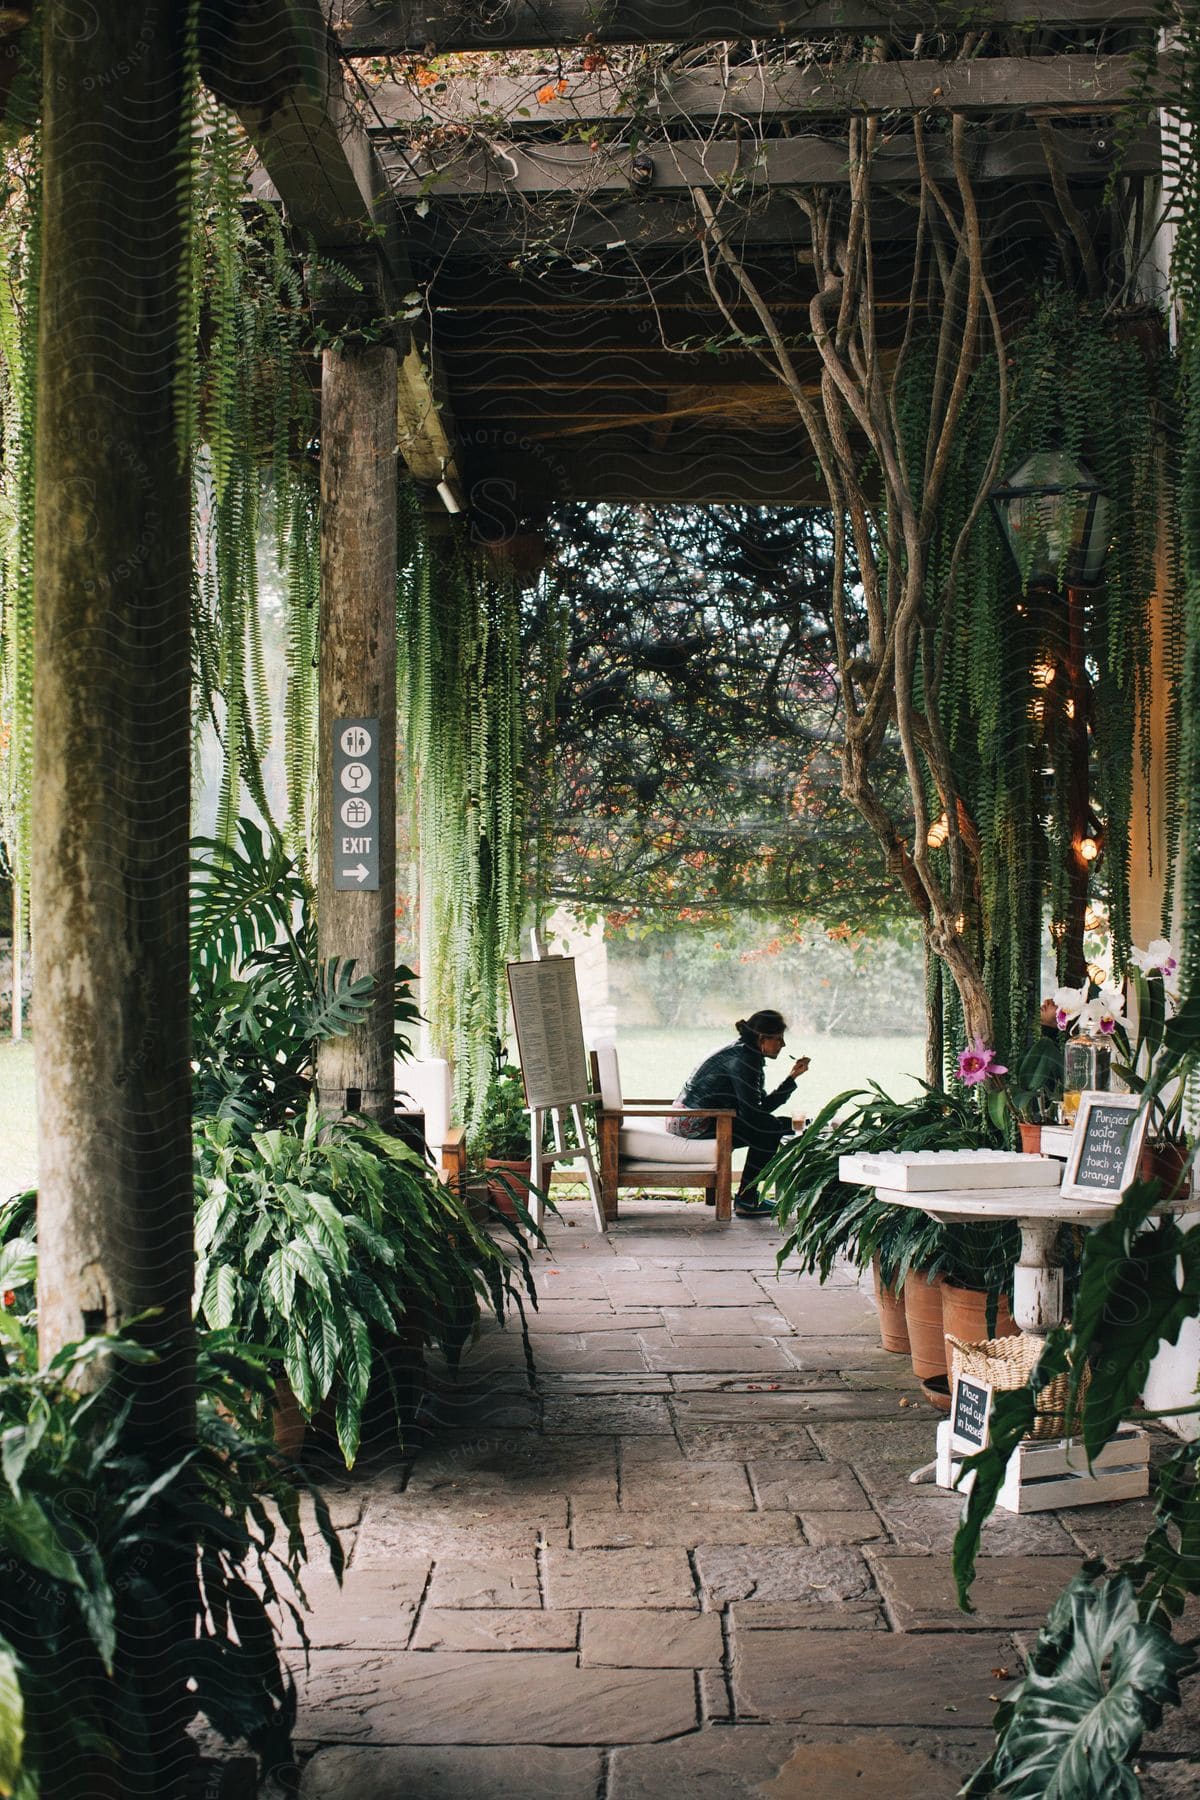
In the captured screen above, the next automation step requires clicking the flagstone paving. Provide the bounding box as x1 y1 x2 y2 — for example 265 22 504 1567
291 1197 1200 1798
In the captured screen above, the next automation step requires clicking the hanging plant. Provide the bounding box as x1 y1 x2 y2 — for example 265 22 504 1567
397 505 531 1127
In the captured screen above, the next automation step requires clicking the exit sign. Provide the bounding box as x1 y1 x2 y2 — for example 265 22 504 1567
332 717 380 891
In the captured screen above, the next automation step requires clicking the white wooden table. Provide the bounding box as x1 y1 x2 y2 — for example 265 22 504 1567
854 1177 1168 1509
872 1184 1117 1338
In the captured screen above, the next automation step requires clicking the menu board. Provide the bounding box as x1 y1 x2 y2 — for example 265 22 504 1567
1061 1092 1148 1201
507 957 592 1109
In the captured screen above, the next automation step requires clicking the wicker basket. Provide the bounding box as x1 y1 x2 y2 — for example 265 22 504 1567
946 1331 1089 1442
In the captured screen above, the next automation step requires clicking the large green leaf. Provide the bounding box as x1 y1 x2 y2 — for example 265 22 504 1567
1074 1206 1200 1458
953 1330 1067 1609
979 1572 1194 1797
0 1495 82 1586
0 1641 24 1797
199 1261 240 1331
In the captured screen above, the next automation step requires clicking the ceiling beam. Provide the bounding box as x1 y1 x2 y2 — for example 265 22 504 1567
365 53 1165 134
334 1 1157 55
379 122 1158 201
459 430 827 506
200 0 462 496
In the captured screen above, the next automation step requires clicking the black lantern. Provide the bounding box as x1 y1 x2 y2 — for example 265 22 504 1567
990 451 1111 588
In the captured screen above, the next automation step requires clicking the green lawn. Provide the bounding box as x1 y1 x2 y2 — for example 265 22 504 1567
0 1028 926 1202
614 1027 924 1119
0 1041 37 1202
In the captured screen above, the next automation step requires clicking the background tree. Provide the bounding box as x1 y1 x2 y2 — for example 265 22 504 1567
530 502 911 928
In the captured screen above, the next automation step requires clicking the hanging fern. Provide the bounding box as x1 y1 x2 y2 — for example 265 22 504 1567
175 89 319 851
396 505 534 1129
906 285 1168 1077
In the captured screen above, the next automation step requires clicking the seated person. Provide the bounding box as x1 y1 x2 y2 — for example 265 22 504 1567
668 1008 810 1219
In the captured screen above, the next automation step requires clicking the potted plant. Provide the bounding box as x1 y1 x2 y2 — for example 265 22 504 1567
471 1044 534 1221
771 1082 999 1363
194 1099 537 1465
969 1032 1063 1151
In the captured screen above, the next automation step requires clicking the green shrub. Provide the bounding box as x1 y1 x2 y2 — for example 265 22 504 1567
0 1315 340 1796
194 1100 537 1465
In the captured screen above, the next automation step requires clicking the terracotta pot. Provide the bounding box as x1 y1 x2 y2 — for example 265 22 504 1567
903 1271 947 1379
272 1378 307 1458
940 1281 1019 1370
1138 1141 1191 1196
1018 1123 1042 1154
485 1157 533 1220
871 1256 910 1354
906 1274 949 1382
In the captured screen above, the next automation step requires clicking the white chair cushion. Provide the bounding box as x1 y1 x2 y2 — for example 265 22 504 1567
618 1124 716 1165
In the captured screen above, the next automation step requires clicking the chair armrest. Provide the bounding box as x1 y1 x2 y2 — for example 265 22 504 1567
438 1125 468 1193
620 1105 735 1120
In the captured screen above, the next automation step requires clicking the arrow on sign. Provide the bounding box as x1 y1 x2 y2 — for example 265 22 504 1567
340 863 369 884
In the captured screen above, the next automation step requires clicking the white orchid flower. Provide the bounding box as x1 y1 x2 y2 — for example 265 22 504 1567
1053 985 1088 1030
1130 938 1178 979
1079 989 1126 1037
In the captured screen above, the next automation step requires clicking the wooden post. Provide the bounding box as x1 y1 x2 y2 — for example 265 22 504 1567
317 344 398 1122
33 3 195 1416
33 9 196 1791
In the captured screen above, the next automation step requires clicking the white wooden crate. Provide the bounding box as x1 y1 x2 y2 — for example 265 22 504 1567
839 1149 1063 1191
936 1420 1150 1512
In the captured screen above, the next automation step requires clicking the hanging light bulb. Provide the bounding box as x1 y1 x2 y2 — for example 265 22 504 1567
926 813 949 847
1079 835 1100 862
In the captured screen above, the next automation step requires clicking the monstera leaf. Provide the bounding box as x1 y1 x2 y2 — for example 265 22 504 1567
966 1571 1195 1797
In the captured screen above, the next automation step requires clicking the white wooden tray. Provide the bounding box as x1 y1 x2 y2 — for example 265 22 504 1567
839 1149 1063 1191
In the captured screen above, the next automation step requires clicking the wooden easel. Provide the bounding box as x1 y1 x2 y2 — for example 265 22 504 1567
507 932 606 1234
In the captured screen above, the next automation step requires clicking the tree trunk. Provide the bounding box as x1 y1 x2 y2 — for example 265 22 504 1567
33 8 196 1794
316 344 398 1122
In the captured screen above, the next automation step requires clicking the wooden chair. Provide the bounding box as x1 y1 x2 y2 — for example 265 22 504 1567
589 1044 734 1223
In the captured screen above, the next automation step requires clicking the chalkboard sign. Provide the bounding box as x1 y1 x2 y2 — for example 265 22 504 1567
951 1375 993 1452
1061 1090 1149 1202
507 957 592 1110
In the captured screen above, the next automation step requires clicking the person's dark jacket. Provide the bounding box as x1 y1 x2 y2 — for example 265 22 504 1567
667 1039 797 1146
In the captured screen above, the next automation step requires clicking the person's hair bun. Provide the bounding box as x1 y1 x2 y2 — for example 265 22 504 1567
744 1008 787 1037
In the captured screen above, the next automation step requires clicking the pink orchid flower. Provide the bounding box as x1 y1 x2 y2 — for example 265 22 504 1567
956 1036 1008 1087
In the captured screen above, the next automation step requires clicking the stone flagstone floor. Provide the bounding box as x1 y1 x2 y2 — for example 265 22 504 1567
291 1197 1199 1799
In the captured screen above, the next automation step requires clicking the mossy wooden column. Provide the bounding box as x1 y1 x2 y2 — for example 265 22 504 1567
33 5 194 1421
317 344 398 1121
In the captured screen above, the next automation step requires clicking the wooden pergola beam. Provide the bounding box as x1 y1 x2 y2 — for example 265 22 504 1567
335 0 1158 54
200 0 462 493
365 53 1167 133
459 430 828 505
380 121 1159 201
